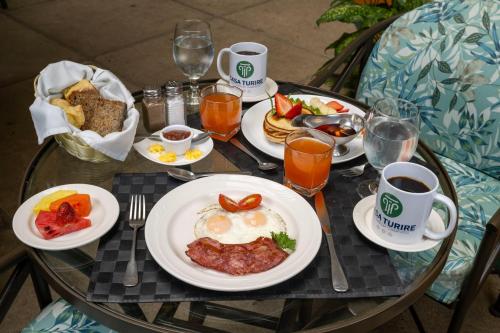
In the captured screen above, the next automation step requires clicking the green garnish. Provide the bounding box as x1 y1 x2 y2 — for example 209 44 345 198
271 232 296 251
267 91 276 115
289 97 322 115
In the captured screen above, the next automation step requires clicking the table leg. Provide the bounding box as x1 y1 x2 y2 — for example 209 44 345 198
29 263 52 309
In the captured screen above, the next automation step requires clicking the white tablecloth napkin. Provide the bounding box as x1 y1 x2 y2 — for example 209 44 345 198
29 60 140 161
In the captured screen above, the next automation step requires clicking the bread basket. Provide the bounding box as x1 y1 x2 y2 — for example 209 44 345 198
32 64 133 163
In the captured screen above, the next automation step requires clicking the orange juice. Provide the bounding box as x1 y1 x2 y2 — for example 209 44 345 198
200 92 242 141
284 135 334 196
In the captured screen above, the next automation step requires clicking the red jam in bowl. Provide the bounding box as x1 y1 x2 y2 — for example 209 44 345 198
162 130 191 141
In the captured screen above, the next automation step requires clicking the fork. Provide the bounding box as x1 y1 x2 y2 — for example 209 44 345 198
338 162 368 177
123 194 146 287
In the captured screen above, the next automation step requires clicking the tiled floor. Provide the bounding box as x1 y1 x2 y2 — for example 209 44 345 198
0 0 498 332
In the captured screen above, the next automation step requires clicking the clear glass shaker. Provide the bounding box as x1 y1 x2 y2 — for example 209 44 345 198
142 86 166 133
165 81 186 125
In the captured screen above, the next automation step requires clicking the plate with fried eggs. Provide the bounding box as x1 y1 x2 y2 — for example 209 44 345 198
144 174 322 291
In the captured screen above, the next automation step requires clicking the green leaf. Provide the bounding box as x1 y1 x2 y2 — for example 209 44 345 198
325 30 364 55
454 14 465 24
482 12 490 32
464 33 484 43
271 232 296 251
418 62 432 81
441 78 459 84
440 39 446 52
438 22 446 35
316 4 395 28
437 61 452 73
432 87 440 107
453 28 465 45
459 111 468 129
449 94 458 110
461 84 471 92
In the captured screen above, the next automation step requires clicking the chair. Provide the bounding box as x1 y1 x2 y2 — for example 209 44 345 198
310 0 500 331
0 208 116 332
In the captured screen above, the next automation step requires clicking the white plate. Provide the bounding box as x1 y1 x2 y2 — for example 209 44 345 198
217 77 278 103
13 184 119 251
241 94 365 164
352 195 444 252
145 175 322 292
133 128 213 166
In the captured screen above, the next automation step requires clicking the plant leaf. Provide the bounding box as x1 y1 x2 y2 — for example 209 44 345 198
454 14 465 24
316 4 394 27
432 87 440 107
438 22 446 35
441 78 459 84
449 94 457 110
482 12 490 32
453 28 465 45
461 84 471 92
418 62 432 81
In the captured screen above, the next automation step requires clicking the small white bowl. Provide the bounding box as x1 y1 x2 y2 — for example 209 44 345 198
160 125 193 155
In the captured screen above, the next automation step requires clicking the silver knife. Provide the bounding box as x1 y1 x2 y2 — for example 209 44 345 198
314 191 349 292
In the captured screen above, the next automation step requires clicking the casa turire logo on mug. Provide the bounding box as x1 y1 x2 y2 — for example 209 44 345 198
373 162 457 245
217 42 267 96
380 193 402 218
237 61 254 78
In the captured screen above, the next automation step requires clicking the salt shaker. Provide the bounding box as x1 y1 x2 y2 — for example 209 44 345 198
165 81 186 125
142 85 166 133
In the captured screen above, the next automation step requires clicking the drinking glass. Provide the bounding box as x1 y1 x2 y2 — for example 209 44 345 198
284 129 335 197
357 98 420 197
173 19 214 106
200 83 243 142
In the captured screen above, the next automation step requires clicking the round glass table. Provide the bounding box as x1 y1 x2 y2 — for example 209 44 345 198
19 82 457 332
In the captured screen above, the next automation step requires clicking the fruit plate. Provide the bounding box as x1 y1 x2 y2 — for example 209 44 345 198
13 184 119 251
241 94 366 164
144 175 322 292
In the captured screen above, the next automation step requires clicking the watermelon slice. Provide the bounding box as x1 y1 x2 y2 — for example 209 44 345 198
35 203 91 240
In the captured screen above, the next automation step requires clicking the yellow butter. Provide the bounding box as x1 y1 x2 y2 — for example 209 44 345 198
33 190 78 214
185 149 202 160
148 143 165 154
159 152 176 163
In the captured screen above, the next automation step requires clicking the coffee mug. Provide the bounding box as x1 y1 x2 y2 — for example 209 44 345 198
216 42 267 96
373 162 457 245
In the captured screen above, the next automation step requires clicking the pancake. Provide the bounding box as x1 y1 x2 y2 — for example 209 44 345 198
263 110 298 144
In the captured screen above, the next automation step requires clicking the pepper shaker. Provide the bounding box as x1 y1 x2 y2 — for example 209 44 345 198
142 85 166 133
165 81 186 125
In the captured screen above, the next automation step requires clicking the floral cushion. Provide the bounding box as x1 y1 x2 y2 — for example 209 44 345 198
389 154 500 304
22 298 116 333
356 0 500 179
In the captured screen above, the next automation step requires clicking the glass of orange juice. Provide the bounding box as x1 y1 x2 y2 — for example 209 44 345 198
284 129 335 197
200 83 243 141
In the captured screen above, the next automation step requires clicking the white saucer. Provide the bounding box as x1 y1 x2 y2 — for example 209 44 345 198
133 128 213 166
352 195 444 252
216 77 278 103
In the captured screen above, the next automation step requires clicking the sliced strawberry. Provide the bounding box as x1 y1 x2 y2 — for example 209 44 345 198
274 93 292 117
56 202 76 224
285 101 302 119
35 211 91 240
326 100 344 111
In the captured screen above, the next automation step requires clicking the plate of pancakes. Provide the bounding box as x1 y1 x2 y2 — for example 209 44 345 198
241 94 366 164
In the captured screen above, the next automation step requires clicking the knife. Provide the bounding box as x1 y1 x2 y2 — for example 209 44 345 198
314 191 349 292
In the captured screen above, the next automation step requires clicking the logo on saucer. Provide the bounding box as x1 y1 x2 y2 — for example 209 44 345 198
380 193 402 218
237 61 254 78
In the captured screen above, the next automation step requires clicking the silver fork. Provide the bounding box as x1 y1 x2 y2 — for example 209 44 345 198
338 162 368 177
123 194 146 287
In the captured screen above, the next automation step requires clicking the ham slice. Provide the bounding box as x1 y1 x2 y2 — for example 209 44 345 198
186 237 288 275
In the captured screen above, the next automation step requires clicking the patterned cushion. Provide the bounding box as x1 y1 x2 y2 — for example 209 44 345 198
22 298 116 333
356 0 500 179
389 154 500 304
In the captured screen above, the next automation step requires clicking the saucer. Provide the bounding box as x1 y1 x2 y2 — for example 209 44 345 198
216 77 278 103
352 195 445 252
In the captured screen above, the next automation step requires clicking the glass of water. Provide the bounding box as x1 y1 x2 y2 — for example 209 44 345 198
173 19 214 106
357 98 420 197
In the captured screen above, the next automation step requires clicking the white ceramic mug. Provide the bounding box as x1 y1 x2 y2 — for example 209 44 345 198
217 42 267 96
373 162 457 245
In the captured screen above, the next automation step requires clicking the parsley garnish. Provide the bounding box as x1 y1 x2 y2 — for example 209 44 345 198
271 232 296 251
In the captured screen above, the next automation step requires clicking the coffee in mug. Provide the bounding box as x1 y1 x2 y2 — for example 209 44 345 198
373 162 457 244
217 42 267 96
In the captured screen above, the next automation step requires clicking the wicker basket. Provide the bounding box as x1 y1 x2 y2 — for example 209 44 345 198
34 65 112 163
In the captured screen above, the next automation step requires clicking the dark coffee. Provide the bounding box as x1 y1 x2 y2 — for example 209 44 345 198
388 176 430 193
237 50 260 56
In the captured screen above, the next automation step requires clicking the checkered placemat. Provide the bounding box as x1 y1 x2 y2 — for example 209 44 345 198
87 167 404 302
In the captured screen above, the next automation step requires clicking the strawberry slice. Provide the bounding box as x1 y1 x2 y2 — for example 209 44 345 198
275 93 292 117
326 100 344 111
285 101 302 119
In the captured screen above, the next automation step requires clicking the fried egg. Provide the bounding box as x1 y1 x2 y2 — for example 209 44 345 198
194 206 286 244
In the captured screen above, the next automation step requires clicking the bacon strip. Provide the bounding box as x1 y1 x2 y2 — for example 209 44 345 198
186 237 288 275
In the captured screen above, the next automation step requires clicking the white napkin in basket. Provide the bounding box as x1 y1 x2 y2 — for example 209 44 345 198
29 60 140 161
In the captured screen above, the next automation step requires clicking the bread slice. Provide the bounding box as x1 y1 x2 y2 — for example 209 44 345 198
81 98 126 136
